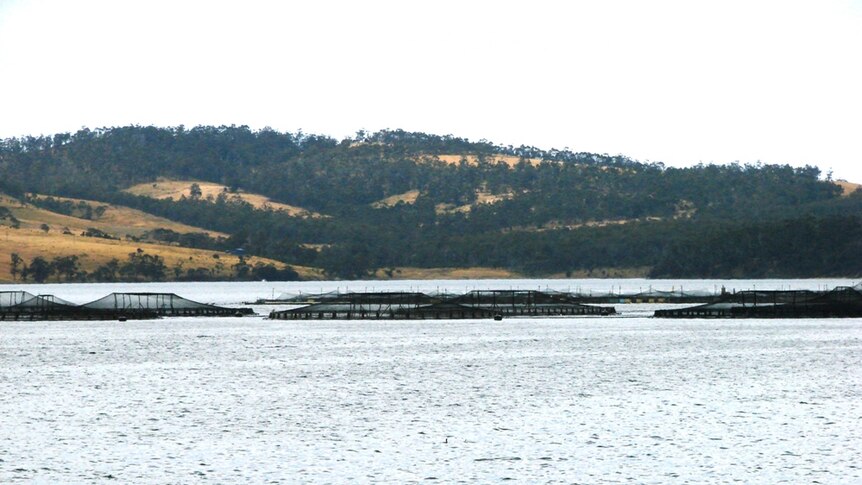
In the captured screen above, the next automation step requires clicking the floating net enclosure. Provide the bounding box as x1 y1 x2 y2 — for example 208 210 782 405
0 293 158 321
0 291 253 320
10 294 77 310
449 290 613 316
270 289 613 320
82 293 251 316
0 291 36 308
270 300 496 320
571 288 717 303
655 287 862 318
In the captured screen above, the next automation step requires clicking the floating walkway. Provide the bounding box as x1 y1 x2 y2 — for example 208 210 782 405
269 290 614 320
0 291 252 321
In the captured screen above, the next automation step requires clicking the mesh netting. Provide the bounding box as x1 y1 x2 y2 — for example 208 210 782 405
0 291 36 307
12 294 78 309
82 293 220 310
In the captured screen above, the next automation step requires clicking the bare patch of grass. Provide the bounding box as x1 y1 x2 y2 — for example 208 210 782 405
372 267 522 280
835 180 861 196
125 179 326 218
371 190 421 208
25 194 226 238
426 154 544 167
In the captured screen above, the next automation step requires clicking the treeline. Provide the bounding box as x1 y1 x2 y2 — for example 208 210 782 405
649 213 862 277
9 250 299 283
1 125 837 219
23 195 107 220
103 191 862 278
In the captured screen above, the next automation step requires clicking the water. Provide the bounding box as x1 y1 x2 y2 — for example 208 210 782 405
1 279 860 483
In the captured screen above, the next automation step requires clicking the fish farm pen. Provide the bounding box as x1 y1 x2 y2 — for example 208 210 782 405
0 291 252 321
268 290 614 320
573 288 718 304
83 293 253 317
654 286 862 318
257 288 722 306
450 290 615 316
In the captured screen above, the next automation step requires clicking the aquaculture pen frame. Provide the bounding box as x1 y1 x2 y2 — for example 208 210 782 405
1 292 252 321
269 290 614 320
654 287 862 318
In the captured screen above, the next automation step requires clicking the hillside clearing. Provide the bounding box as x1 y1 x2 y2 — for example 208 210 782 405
835 180 861 196
19 194 227 238
371 190 421 208
125 180 326 218
424 154 544 167
371 267 522 279
434 190 516 215
0 227 285 283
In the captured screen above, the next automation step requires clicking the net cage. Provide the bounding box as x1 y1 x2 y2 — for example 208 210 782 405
270 289 613 319
0 291 37 308
1 291 252 320
655 286 862 318
10 294 78 311
83 292 218 310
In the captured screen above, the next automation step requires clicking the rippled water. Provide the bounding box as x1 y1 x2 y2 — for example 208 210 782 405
1 281 860 483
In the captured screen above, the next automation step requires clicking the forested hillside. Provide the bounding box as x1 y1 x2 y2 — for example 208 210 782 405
1 125 860 280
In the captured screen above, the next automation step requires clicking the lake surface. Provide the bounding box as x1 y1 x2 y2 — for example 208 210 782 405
1 279 860 483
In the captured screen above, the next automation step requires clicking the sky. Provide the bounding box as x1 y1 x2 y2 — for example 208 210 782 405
1 0 860 181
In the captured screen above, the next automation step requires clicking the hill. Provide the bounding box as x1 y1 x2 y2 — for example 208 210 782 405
0 125 860 280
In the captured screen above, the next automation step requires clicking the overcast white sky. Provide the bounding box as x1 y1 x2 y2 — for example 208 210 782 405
1 0 860 180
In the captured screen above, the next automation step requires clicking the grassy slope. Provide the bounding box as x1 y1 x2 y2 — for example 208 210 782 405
371 189 421 208
21 194 227 238
432 154 543 167
0 194 321 282
125 179 326 218
835 180 862 196
371 266 523 280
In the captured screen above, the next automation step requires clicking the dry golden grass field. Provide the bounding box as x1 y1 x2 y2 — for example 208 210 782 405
0 227 287 283
124 179 326 218
371 189 421 208
434 189 517 215
835 180 862 196
0 194 305 282
429 154 544 167
371 188 514 213
371 267 522 280
18 194 227 238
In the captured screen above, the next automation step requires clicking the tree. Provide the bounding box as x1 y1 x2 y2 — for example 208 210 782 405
25 257 52 283
232 257 251 279
40 223 50 233
189 183 203 199
9 253 22 280
120 249 166 281
91 258 120 282
51 255 80 281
